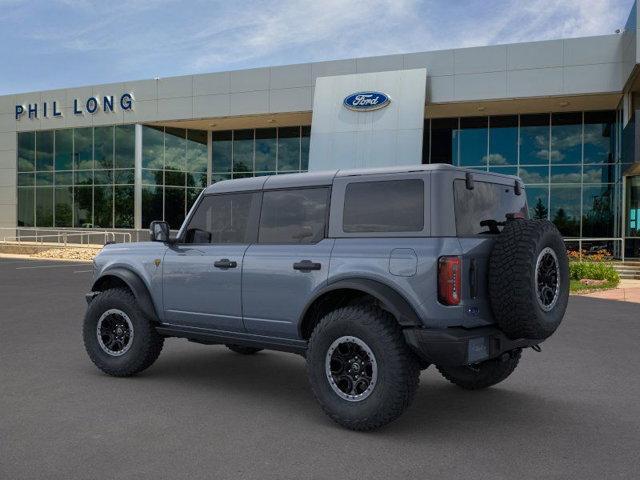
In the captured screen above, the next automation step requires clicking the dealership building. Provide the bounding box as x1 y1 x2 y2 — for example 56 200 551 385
2 3 640 257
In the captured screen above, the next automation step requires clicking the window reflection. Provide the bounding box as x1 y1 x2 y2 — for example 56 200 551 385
255 128 276 172
430 118 457 164
212 131 232 173
35 187 53 227
18 132 35 172
55 130 73 171
426 110 620 241
518 166 548 184
584 111 615 164
74 128 93 170
526 186 549 220
550 165 581 183
141 126 209 227
17 125 135 228
551 113 582 164
36 131 54 172
278 127 301 171
456 117 487 167
17 188 34 226
165 128 186 172
233 129 254 174
550 185 581 237
519 114 549 165
94 127 113 170
582 184 614 237
488 116 517 166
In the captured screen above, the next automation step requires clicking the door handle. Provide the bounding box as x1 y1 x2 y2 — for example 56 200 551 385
214 258 237 269
293 260 321 271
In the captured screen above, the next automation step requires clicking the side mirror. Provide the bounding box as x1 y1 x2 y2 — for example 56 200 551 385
150 220 170 242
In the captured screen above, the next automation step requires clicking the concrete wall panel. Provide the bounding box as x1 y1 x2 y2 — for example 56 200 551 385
229 90 269 115
404 50 454 76
507 40 564 70
454 71 508 101
508 67 564 97
230 67 270 93
193 72 230 96
269 87 312 113
270 64 312 89
454 45 507 74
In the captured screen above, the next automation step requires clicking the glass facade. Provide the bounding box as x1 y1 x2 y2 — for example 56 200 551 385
141 126 208 229
211 126 310 181
17 124 311 231
14 112 624 248
425 111 620 240
17 126 135 228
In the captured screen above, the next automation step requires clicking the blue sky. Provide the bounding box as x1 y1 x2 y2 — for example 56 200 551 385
0 0 635 95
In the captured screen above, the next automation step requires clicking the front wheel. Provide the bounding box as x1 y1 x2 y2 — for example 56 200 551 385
307 305 420 431
83 288 164 377
436 349 521 390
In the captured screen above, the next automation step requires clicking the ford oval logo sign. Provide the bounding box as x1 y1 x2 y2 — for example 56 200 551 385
343 91 390 111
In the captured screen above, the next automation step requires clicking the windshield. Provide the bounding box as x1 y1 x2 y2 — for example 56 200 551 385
454 179 528 235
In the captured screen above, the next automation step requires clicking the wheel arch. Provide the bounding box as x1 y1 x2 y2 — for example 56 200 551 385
298 278 422 340
92 267 159 322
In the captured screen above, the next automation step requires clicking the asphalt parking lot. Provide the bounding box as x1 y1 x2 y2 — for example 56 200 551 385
1 257 639 480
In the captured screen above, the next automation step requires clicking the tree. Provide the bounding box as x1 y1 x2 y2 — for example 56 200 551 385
532 198 548 220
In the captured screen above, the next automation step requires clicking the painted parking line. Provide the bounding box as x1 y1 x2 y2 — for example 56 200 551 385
73 269 93 274
15 263 89 270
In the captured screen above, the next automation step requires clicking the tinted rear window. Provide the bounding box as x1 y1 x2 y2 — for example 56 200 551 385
454 179 528 235
259 188 329 244
343 179 424 233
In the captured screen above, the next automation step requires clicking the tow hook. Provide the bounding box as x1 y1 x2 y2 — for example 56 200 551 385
531 344 542 352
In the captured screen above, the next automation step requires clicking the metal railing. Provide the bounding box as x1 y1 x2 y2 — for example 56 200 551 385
0 228 132 247
563 237 626 261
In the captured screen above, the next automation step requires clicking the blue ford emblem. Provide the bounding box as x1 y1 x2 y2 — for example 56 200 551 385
343 91 390 111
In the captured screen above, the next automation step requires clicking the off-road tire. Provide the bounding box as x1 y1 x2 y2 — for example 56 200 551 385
83 287 164 377
307 305 420 431
437 349 521 390
226 344 263 355
489 219 569 340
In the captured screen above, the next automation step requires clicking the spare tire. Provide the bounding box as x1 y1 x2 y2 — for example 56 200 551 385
488 219 569 340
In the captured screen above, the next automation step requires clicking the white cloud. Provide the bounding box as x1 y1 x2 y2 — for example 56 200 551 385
2 0 634 90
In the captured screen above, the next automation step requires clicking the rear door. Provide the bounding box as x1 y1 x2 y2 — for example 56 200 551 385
242 187 333 339
162 192 261 331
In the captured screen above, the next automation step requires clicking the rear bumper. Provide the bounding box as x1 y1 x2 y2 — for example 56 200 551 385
403 325 540 367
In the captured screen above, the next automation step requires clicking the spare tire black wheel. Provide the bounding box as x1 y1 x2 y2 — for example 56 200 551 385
488 219 569 340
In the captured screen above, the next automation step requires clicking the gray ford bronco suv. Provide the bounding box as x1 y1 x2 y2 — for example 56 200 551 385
83 165 569 430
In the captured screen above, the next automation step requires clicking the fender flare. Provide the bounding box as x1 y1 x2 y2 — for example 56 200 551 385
299 278 422 331
92 267 159 321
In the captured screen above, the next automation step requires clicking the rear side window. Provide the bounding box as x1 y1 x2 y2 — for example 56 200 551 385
259 188 329 244
183 193 259 244
454 179 528 235
343 179 424 233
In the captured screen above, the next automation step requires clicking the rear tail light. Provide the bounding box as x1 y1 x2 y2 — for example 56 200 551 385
438 256 461 306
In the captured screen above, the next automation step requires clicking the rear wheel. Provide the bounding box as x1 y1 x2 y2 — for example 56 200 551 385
83 288 164 377
226 344 263 355
436 349 521 390
307 304 420 431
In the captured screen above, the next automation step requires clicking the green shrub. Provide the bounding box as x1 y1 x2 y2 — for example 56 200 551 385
569 261 620 285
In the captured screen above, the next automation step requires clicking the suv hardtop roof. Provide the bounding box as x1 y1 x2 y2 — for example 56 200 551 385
203 164 519 194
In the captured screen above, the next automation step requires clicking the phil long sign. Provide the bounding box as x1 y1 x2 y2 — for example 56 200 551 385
15 93 134 120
